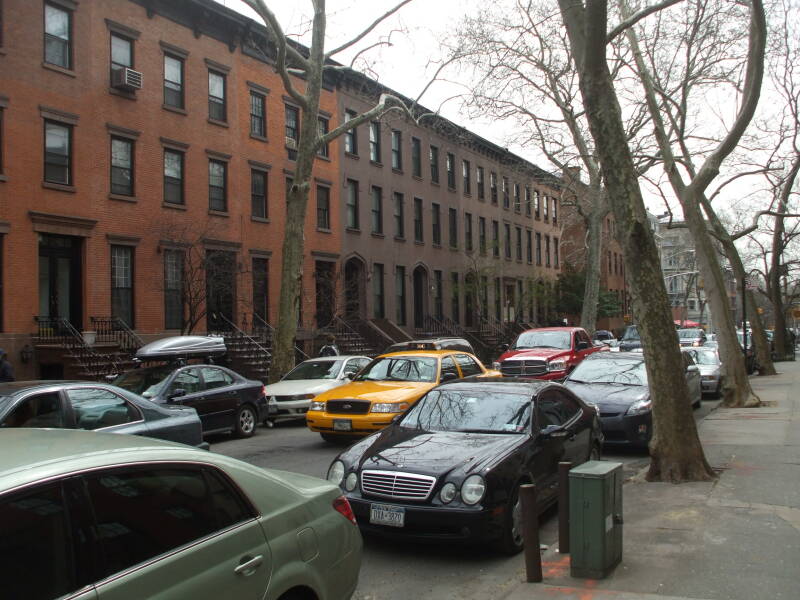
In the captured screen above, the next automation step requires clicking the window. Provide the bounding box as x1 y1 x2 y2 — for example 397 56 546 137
526 230 532 263
164 54 184 108
208 70 226 121
44 2 71 69
504 223 511 258
430 145 439 183
449 207 458 248
285 105 299 160
490 171 498 204
552 198 558 225
455 354 482 377
391 130 402 170
369 121 381 162
477 167 485 199
344 110 357 155
316 185 330 230
502 177 510 209
83 466 252 579
543 194 549 222
110 33 133 82
451 272 460 323
393 192 405 238
465 213 473 252
545 235 551 267
251 169 267 218
371 186 383 234
446 152 456 189
534 190 541 219
479 217 486 254
0 104 4 176
536 232 542 265
317 116 329 158
434 270 443 319
346 179 359 229
516 227 523 261
554 237 559 268
514 183 521 212
208 160 227 212
201 367 234 391
462 160 471 194
432 203 441 246
44 120 71 185
413 197 424 243
373 263 385 318
494 277 502 320
525 187 532 216
538 392 580 428
2 392 63 427
250 92 266 138
411 137 421 177
396 266 406 325
110 136 133 196
441 356 459 380
66 387 139 429
163 149 183 205
492 220 499 257
164 249 184 329
252 256 268 323
111 245 134 327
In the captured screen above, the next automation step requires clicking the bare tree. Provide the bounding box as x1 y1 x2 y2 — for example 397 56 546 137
558 0 715 482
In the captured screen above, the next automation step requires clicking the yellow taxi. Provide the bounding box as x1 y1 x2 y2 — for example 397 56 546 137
306 348 499 442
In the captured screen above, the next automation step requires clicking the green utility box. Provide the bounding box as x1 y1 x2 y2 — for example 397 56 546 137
569 460 623 579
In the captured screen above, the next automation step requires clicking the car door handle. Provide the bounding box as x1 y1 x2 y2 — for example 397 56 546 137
234 555 263 576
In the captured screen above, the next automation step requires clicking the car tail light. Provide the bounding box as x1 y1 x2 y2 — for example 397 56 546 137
333 495 357 525
261 385 267 397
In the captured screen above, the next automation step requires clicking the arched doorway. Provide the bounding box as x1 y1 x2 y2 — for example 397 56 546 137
412 265 429 330
344 257 366 319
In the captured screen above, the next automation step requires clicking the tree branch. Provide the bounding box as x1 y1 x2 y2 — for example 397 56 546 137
607 0 684 43
325 0 416 59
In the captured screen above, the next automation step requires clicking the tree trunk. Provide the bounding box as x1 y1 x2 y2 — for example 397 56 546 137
559 0 713 482
769 211 788 359
579 198 604 333
746 289 775 375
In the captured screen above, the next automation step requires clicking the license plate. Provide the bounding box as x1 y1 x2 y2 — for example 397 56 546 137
370 503 405 527
333 419 352 431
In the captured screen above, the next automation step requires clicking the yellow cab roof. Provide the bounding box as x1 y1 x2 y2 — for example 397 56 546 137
378 350 455 359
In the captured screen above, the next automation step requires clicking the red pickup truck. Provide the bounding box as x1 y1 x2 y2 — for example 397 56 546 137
494 327 608 380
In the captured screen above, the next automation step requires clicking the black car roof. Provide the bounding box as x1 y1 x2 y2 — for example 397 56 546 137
436 378 556 394
0 380 99 396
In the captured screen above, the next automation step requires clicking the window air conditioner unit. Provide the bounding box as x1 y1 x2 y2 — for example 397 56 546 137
112 67 143 92
285 136 298 150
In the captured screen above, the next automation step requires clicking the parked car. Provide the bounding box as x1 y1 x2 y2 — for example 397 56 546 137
563 351 701 448
494 327 607 380
112 336 269 438
0 429 362 600
737 331 758 374
307 347 500 442
592 330 616 343
385 338 475 354
326 379 603 555
0 380 208 449
618 325 642 352
264 355 371 423
686 348 723 398
677 328 707 347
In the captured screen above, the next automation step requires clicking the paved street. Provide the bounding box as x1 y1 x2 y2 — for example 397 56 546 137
210 399 720 600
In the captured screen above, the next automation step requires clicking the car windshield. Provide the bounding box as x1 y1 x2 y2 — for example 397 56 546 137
693 350 720 365
678 329 702 339
622 326 640 341
513 331 571 350
113 365 174 398
569 357 648 386
355 356 438 382
283 360 342 381
401 389 531 433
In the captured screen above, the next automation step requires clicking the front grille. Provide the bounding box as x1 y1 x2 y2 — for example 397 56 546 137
326 399 371 414
501 359 547 376
361 470 437 500
273 395 310 402
600 410 622 417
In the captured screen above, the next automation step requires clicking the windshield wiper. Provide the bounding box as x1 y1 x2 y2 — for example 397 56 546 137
457 428 508 434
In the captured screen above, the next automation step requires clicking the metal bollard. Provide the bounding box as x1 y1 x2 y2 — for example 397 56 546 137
520 483 543 583
558 461 572 553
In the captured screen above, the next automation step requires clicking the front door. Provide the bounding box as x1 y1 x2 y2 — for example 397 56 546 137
38 234 82 328
412 267 427 329
206 250 236 331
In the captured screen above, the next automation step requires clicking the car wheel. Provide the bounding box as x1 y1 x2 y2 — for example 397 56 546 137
235 405 257 438
495 485 525 556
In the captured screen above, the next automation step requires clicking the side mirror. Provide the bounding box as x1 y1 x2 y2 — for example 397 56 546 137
344 372 355 380
497 343 510 353
577 341 590 351
168 388 187 401
539 423 562 438
441 371 458 382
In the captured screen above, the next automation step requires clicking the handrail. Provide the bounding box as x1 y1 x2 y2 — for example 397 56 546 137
90 316 145 351
34 316 122 379
251 313 309 360
210 312 271 358
334 315 384 356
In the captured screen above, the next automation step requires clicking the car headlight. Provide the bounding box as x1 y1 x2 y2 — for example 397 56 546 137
345 472 358 492
327 461 345 485
492 361 501 370
626 394 652 415
309 400 326 411
370 402 409 413
439 482 457 503
460 474 486 505
548 359 567 372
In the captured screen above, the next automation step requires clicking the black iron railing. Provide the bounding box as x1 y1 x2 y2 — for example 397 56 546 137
33 316 123 379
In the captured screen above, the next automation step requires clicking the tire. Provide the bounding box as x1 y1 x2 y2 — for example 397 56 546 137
234 404 257 438
495 485 525 555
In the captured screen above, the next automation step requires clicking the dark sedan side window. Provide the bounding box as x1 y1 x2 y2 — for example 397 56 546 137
84 466 253 578
2 392 64 428
66 387 141 430
440 356 459 380
201 367 234 390
169 368 204 395
454 354 482 377
537 392 581 429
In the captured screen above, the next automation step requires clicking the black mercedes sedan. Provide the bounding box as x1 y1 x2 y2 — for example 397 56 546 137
326 379 602 555
0 381 207 449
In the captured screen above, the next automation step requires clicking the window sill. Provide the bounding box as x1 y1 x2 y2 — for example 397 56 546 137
433 243 442 249
412 175 423 181
370 160 383 168
371 232 385 239
0 175 7 183
163 104 187 115
207 118 229 128
108 193 137 203
162 201 187 210
42 181 76 193
42 62 76 77
317 227 332 234
345 152 360 160
209 209 229 217
447 186 457 193
450 246 459 252
316 154 332 162
394 236 406 243
109 87 137 100
251 216 270 223
464 192 472 198
392 168 403 175
414 240 425 246
250 133 268 143
430 181 440 187
478 196 486 203
346 227 361 234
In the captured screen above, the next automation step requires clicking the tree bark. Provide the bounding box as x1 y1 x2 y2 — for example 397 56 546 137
579 199 603 333
559 0 714 482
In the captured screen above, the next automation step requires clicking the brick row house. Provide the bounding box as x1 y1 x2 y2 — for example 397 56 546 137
0 0 581 380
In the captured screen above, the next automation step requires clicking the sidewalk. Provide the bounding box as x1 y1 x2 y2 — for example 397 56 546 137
505 361 800 600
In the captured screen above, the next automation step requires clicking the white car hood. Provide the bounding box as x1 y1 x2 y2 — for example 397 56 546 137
263 379 346 397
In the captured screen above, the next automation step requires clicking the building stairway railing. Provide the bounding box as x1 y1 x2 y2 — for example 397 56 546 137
210 313 272 382
33 316 124 380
